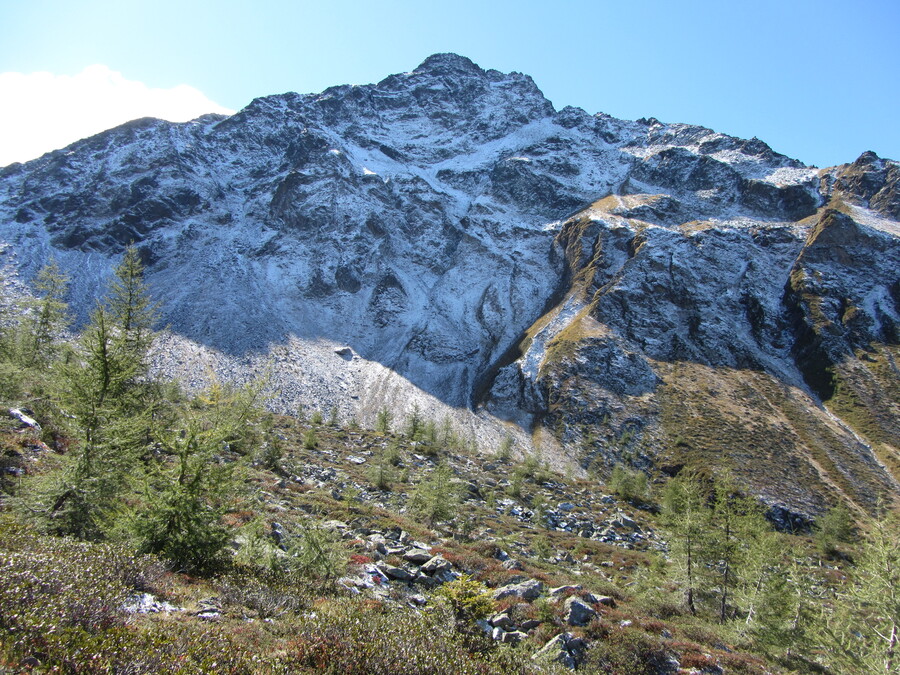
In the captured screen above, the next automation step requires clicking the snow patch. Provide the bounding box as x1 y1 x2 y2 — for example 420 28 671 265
521 295 589 380
846 204 900 238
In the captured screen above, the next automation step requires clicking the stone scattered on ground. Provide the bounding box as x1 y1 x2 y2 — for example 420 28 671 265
493 578 544 602
123 593 180 614
563 596 597 626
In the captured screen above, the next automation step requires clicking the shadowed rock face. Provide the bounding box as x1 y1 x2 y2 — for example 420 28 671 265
1 54 899 519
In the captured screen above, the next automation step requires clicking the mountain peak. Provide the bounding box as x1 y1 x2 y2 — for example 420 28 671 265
1 56 898 528
412 53 485 77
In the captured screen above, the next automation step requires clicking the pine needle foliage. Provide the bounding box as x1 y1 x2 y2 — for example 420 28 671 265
130 377 264 572
410 462 459 527
34 250 160 539
817 510 900 673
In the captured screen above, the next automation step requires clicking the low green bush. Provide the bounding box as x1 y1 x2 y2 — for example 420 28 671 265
434 574 495 622
582 628 672 675
608 464 650 505
282 598 533 674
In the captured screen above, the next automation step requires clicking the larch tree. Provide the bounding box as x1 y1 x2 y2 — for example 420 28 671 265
818 510 900 673
661 470 709 615
43 247 159 538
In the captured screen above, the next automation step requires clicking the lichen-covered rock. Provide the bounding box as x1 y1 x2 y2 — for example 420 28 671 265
419 556 452 575
488 612 515 629
377 563 415 582
584 593 617 608
493 578 544 601
500 630 527 645
403 548 433 564
532 632 586 669
563 596 597 626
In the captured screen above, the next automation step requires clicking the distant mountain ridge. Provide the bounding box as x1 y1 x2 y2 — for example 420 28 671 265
1 53 898 522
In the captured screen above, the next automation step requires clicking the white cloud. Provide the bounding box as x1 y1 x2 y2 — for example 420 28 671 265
0 65 235 166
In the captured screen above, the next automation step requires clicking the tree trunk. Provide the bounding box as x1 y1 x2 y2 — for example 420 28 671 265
720 562 730 624
886 622 897 673
686 539 697 615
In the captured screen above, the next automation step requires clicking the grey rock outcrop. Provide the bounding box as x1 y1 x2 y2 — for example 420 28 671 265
532 632 586 669
563 596 597 626
493 578 544 602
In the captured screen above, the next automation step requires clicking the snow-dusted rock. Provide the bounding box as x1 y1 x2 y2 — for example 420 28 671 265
123 593 180 614
1 53 897 517
9 408 39 430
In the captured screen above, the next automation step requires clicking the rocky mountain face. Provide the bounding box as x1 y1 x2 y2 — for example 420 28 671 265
1 53 898 522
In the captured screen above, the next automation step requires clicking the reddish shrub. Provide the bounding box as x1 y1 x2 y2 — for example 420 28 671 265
680 651 719 669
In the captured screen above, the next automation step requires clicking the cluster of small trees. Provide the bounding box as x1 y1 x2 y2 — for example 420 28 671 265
660 469 900 672
1 248 263 572
608 463 650 504
5 251 898 672
661 471 790 626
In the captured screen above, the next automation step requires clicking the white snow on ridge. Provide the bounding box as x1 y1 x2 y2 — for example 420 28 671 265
520 294 589 380
846 204 900 238
761 166 819 186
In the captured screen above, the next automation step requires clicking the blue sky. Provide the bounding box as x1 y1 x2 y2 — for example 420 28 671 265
1 0 898 167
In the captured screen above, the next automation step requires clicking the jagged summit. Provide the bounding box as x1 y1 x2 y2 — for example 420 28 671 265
0 55 897 521
412 52 486 76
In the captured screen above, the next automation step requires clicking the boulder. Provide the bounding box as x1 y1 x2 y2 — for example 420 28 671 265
378 563 415 582
123 593 180 614
611 513 640 531
532 632 577 669
489 612 515 630
564 596 597 626
420 555 453 575
403 548 433 564
549 584 583 597
9 408 40 430
493 578 544 601
584 593 616 608
413 571 439 589
270 521 285 549
501 630 527 645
